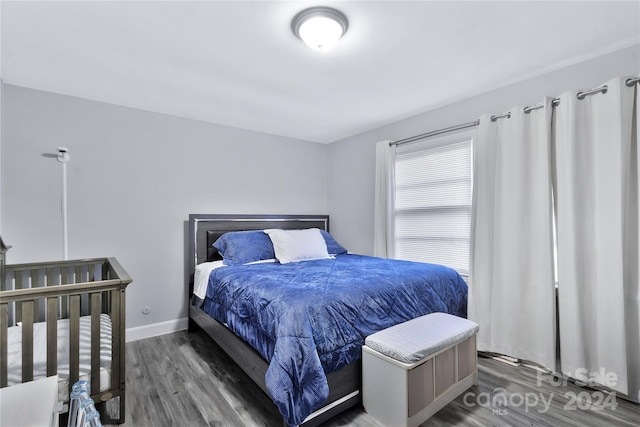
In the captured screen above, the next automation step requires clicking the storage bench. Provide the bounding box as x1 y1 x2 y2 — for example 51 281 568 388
362 312 479 427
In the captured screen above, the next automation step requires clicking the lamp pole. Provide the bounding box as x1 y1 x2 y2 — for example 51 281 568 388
57 147 70 260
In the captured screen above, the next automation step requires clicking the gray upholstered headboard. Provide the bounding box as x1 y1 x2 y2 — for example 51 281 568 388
187 214 330 279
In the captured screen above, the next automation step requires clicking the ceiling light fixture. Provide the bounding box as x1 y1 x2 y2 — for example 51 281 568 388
291 6 348 52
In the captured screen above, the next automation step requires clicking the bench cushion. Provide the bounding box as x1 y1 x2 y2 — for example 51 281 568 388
365 312 479 364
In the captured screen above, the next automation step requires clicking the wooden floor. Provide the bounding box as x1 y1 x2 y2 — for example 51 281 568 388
100 329 639 427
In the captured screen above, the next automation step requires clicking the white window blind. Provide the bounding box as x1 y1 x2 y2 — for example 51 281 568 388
394 137 472 275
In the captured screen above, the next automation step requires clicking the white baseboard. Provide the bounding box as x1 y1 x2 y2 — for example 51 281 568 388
126 317 189 342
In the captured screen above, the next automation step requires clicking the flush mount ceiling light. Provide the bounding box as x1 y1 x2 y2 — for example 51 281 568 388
291 6 348 52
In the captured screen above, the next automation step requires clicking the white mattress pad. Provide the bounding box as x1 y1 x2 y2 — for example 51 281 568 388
6 314 112 402
365 312 479 364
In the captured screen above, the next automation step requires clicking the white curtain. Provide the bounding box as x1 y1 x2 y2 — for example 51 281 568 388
470 98 557 371
374 140 396 258
554 77 640 400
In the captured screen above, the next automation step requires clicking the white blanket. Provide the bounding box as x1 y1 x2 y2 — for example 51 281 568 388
193 260 225 299
193 259 279 299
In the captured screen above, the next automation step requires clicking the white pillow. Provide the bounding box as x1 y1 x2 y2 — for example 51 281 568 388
264 228 332 264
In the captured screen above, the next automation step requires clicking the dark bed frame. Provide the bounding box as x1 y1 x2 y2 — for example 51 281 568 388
187 214 361 427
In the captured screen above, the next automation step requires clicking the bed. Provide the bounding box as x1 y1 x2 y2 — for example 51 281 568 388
187 214 468 427
0 257 132 424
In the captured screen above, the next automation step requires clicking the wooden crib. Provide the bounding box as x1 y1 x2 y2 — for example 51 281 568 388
0 256 132 424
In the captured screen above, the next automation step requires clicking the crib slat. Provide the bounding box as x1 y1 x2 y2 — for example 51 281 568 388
1 263 5 292
1 303 8 387
102 290 111 314
15 272 23 323
110 289 121 394
69 294 80 392
46 297 58 377
46 268 54 287
77 266 90 316
21 300 34 382
30 271 38 323
101 262 110 314
61 267 69 318
47 269 57 319
90 292 101 395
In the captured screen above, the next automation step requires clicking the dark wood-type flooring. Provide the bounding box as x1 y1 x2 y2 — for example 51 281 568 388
99 329 639 427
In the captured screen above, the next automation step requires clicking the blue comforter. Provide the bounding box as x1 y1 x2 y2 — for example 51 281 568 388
199 254 467 426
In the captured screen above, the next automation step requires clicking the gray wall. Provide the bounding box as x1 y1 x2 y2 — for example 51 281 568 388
1 84 327 330
2 44 638 335
326 45 640 256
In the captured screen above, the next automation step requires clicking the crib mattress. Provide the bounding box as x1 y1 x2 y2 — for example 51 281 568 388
6 314 112 402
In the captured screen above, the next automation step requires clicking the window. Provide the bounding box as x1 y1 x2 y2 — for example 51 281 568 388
394 132 473 276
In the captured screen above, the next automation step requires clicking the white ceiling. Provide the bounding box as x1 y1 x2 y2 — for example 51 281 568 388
1 1 639 144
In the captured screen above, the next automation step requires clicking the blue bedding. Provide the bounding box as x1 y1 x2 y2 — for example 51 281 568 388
197 254 467 426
